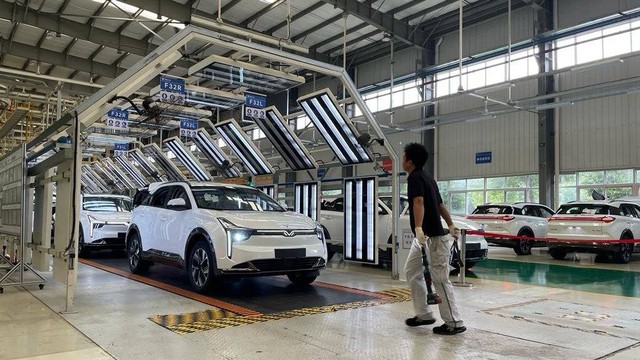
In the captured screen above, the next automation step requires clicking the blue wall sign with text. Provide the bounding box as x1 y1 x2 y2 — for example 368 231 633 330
160 77 185 93
106 108 128 129
475 151 492 164
245 93 267 108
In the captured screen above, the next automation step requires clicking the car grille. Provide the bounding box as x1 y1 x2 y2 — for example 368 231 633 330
232 257 325 272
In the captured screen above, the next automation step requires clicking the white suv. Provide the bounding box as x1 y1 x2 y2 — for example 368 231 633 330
79 194 132 256
320 195 488 267
126 182 327 292
547 200 640 263
467 203 554 255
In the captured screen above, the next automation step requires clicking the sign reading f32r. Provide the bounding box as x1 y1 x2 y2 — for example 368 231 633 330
105 108 128 130
160 76 186 104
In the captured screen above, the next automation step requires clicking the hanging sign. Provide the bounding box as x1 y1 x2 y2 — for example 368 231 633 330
243 92 267 120
105 108 129 130
180 118 198 138
159 76 186 104
114 143 128 157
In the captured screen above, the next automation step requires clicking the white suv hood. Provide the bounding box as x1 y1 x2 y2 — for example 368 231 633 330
84 211 131 223
211 211 316 230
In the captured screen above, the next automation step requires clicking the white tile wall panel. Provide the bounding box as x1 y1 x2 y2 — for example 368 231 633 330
438 7 536 64
356 48 422 87
557 0 640 29
437 111 538 180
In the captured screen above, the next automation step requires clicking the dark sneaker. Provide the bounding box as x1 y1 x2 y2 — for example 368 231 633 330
405 316 436 327
432 324 467 335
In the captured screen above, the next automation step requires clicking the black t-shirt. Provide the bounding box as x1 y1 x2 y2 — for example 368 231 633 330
407 169 446 237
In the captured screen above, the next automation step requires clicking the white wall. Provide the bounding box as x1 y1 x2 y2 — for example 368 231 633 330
557 55 640 172
557 0 640 28
356 47 422 87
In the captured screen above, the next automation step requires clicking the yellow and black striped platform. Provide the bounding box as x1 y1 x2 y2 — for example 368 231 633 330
149 288 412 334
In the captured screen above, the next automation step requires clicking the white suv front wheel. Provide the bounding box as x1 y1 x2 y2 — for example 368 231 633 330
188 241 217 293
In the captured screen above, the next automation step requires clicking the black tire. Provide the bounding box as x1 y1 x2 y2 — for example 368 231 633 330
78 227 89 258
614 242 632 264
128 232 150 274
287 272 318 286
188 241 217 293
514 231 533 255
548 248 567 260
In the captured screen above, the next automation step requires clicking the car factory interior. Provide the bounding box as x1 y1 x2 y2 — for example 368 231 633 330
1 0 640 359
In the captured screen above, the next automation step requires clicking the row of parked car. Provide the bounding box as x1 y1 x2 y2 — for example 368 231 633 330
74 182 640 293
467 199 640 264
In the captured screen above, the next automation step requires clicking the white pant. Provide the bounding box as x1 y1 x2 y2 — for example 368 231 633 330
404 236 464 328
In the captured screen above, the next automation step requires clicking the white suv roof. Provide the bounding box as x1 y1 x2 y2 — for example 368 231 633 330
147 181 252 194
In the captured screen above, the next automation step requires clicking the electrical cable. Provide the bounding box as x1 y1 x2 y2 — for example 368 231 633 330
63 111 80 256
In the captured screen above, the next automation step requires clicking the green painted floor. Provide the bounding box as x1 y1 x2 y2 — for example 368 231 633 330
469 259 640 298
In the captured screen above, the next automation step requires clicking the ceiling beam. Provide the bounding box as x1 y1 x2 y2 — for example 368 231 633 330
239 0 286 28
0 2 152 57
0 40 121 79
318 0 427 49
264 2 326 36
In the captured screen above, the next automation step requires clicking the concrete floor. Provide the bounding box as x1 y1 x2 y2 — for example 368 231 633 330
1 247 640 360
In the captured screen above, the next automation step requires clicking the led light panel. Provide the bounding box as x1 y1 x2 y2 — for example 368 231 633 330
142 143 187 181
192 129 242 178
257 185 276 199
164 137 211 181
114 156 149 187
85 164 116 192
102 158 136 190
129 149 165 182
189 54 305 94
294 182 319 221
80 174 100 194
214 119 273 176
297 89 373 165
344 177 377 264
253 106 316 171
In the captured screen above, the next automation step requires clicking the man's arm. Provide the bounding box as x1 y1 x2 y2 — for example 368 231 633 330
439 203 460 239
413 197 424 229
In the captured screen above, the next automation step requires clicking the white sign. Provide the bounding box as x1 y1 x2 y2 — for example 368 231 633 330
159 90 185 104
402 229 414 250
244 106 266 119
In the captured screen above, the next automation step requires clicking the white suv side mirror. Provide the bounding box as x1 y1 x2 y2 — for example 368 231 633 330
167 198 187 208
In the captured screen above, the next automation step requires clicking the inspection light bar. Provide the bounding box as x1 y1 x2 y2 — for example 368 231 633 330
142 143 187 181
344 177 377 264
102 158 136 190
192 128 242 178
188 54 305 94
257 185 276 199
253 106 316 171
114 156 149 187
129 149 165 182
214 119 273 176
297 89 373 165
164 137 211 181
294 182 319 221
84 164 116 192
80 173 101 194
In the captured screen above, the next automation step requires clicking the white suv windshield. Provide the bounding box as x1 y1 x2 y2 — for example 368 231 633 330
380 197 409 212
83 197 132 212
192 187 284 212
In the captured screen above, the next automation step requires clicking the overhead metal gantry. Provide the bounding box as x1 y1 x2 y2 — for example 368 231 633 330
21 25 400 312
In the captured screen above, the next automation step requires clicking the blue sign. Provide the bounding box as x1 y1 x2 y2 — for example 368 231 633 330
317 168 327 179
113 143 128 157
245 93 267 108
160 77 185 93
475 151 492 164
180 118 198 137
106 108 128 129
107 108 128 120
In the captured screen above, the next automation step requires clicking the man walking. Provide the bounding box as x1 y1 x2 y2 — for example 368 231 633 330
402 143 466 335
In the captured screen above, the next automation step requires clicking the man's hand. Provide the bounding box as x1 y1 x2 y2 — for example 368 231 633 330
448 224 460 239
415 227 426 246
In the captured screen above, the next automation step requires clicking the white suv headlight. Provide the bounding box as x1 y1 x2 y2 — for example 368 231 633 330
315 223 325 242
218 217 254 258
